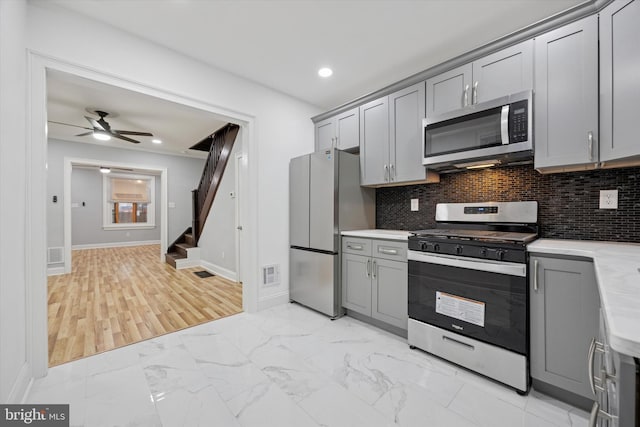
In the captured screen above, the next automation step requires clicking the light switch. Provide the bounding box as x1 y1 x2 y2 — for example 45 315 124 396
599 189 618 209
411 199 419 211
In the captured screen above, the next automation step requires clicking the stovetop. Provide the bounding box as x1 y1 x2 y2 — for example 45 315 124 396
411 228 538 244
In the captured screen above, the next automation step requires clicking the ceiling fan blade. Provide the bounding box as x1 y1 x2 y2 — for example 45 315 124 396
84 116 104 131
75 131 94 137
48 120 92 130
113 130 154 136
112 133 141 144
97 117 112 132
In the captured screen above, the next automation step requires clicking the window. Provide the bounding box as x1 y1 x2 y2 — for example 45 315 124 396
103 173 155 229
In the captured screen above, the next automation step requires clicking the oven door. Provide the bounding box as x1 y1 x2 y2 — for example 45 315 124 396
408 251 528 355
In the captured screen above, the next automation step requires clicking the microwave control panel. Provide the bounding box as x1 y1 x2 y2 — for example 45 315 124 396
509 100 528 143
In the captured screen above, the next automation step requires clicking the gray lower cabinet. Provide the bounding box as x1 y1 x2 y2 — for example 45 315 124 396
530 255 601 400
342 237 408 330
600 0 640 166
426 40 533 117
314 107 359 152
534 15 599 172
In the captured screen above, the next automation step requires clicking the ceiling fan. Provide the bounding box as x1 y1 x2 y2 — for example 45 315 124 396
49 109 153 144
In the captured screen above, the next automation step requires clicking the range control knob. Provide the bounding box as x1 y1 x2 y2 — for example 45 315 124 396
420 241 429 251
433 243 440 252
455 245 463 255
496 250 506 261
479 247 487 257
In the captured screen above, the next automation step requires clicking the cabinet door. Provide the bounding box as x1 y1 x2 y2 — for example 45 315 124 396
530 256 600 399
371 258 407 330
389 82 426 184
335 108 359 151
426 63 472 117
472 40 533 104
342 253 372 315
359 96 389 186
315 118 335 151
534 16 599 170
600 0 640 163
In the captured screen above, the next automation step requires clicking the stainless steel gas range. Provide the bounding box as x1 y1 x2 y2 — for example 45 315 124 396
407 201 538 394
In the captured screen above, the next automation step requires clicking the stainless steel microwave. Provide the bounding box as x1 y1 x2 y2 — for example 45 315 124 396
422 90 533 171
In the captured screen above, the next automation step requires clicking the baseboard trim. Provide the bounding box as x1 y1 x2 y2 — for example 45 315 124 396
72 240 160 250
258 291 289 311
6 362 32 403
175 258 201 269
47 266 65 276
199 260 237 282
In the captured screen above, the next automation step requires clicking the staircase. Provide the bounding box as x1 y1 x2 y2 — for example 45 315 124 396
165 123 240 268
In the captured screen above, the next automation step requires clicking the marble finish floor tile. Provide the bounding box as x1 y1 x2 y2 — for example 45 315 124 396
26 302 590 427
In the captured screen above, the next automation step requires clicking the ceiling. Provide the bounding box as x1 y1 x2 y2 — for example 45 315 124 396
47 69 227 158
38 0 585 110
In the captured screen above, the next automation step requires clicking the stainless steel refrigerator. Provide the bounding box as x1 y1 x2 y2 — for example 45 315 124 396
289 148 375 318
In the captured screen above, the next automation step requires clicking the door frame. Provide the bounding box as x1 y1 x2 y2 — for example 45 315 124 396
26 52 259 379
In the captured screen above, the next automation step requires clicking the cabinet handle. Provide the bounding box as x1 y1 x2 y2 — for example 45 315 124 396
588 131 594 161
443 335 475 350
390 164 395 181
347 244 363 251
372 260 377 279
384 164 389 182
589 401 617 426
463 84 470 107
588 337 605 395
366 259 371 277
533 259 539 292
473 81 479 104
378 248 398 255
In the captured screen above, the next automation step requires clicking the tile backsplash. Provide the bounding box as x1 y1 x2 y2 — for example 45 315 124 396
376 164 640 242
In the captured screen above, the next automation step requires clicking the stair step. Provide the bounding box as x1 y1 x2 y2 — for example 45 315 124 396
184 233 195 246
165 252 186 268
175 242 194 257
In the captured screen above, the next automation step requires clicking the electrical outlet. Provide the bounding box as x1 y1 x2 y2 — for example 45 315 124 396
599 189 618 209
411 198 419 211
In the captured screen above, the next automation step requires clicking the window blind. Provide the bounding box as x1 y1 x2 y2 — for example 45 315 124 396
109 178 150 202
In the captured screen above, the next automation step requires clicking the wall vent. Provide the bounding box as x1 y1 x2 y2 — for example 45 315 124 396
47 247 64 264
262 264 280 286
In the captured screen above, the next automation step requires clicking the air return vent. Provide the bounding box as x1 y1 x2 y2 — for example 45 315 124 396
47 247 64 264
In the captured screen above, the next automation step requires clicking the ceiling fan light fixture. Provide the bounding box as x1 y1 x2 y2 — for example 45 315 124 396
99 167 111 174
93 130 111 141
318 67 333 78
152 139 162 144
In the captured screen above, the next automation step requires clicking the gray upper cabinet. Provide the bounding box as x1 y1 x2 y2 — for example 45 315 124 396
361 82 432 186
426 40 533 117
530 255 600 400
314 107 359 152
389 82 427 184
600 0 640 165
472 40 533 104
534 15 599 171
359 97 389 186
426 64 472 117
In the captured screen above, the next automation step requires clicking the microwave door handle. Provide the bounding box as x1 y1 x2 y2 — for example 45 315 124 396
500 105 510 145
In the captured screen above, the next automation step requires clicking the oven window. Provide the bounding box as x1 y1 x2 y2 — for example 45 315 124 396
408 260 528 354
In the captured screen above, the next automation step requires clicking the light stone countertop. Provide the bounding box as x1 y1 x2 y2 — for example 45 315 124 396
528 239 640 358
341 229 412 241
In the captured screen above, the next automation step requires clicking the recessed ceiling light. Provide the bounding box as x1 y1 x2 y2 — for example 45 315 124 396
93 131 111 141
318 67 333 78
152 139 162 144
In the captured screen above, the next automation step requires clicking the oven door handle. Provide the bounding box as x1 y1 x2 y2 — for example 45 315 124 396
408 251 526 277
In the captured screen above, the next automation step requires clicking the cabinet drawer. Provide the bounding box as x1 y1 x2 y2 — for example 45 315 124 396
342 237 372 256
373 240 407 262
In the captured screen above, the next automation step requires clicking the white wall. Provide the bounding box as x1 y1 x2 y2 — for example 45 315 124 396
198 138 241 279
0 0 29 403
26 5 318 307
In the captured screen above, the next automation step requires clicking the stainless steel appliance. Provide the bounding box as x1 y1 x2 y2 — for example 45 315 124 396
589 309 639 426
422 90 533 171
407 201 538 393
289 148 375 318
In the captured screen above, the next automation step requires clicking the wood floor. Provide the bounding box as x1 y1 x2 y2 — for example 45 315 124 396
47 244 242 367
